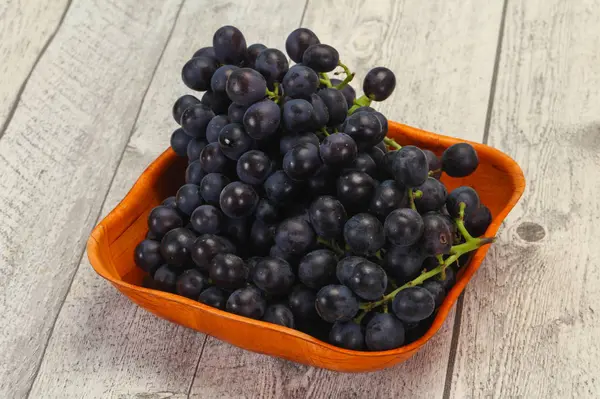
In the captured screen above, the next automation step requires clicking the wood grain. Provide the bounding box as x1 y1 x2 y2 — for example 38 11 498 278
0 0 70 133
28 0 308 397
0 0 184 397
189 0 505 397
449 0 600 397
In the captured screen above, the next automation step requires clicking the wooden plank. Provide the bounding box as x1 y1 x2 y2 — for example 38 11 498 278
0 0 184 397
27 0 308 397
189 1 505 398
448 1 600 397
0 0 70 133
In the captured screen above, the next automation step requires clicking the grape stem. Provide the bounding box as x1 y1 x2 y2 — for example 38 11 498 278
408 189 421 211
348 95 372 115
333 61 355 90
316 237 345 255
383 137 402 150
265 86 280 103
320 127 330 137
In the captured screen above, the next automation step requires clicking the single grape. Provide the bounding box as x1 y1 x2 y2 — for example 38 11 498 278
252 257 295 295
283 142 321 181
206 115 230 144
170 128 193 157
342 152 377 177
282 65 319 98
199 142 229 173
218 123 253 160
343 111 385 150
329 79 355 109
213 25 247 65
319 133 357 168
308 93 329 129
181 103 215 138
391 145 429 187
348 259 388 301
392 286 435 323
415 177 448 213
246 43 267 68
383 245 425 284
199 173 230 205
161 196 177 209
420 212 454 255
185 161 205 185
343 213 385 254
160 227 195 266
198 286 227 309
365 313 405 351
382 150 397 175
190 204 223 235
190 234 234 272
446 186 480 218
187 138 208 161
464 205 492 237
134 239 163 275
302 44 339 72
315 285 359 323
279 131 319 155
264 170 299 204
148 206 183 237
201 90 231 115
262 304 295 328
363 67 396 101
307 165 336 196
153 265 179 293
210 65 239 93
316 87 348 126
367 146 387 174
182 56 219 91
308 196 347 239
249 220 276 255
329 321 365 350
176 269 208 298
226 285 266 319
369 180 408 221
423 149 442 179
209 253 247 290
226 68 267 106
384 208 424 246
274 217 315 255
219 181 258 218
282 99 315 132
254 198 281 224
236 150 272 185
242 99 280 140
336 171 376 211
228 102 249 124
285 28 320 63
223 216 250 248
422 280 446 308
176 184 203 216
193 46 217 60
298 249 338 289
442 143 479 177
335 256 363 285
288 284 318 321
255 48 289 87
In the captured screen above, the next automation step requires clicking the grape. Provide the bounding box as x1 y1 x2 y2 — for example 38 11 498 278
329 321 365 350
191 234 233 272
255 48 289 87
213 25 247 65
199 173 230 205
307 165 336 196
282 65 319 98
316 88 348 126
343 111 385 150
134 239 163 275
219 181 259 218
420 212 454 255
298 249 338 289
342 152 377 177
201 90 232 115
206 115 230 143
369 180 408 220
226 68 267 106
173 95 201 124
464 205 492 237
198 286 227 309
446 186 480 218
193 46 217 61
383 245 425 284
228 102 249 124
282 99 315 132
161 196 178 209
280 132 319 155
243 99 280 140
210 65 239 93
308 196 347 239
182 56 219 91
363 67 396 101
176 184 203 215
249 220 276 255
302 44 339 72
405 315 435 344
170 128 193 157
236 150 272 185
315 285 359 323
148 205 183 237
252 257 295 295
264 170 299 204
199 142 229 173
181 103 215 138
423 149 442 179
285 28 320 63
190 204 223 235
367 146 386 173
274 217 315 255
176 269 207 299
308 93 329 128
187 138 207 161
319 133 357 168
283 142 321 181
375 140 388 153
347 260 387 300
185 161 205 185
414 177 448 213
392 286 435 323
209 253 248 290
422 280 446 308
153 265 179 293
442 143 479 177
336 256 363 285
336 171 376 211
254 198 281 224
288 284 318 321
382 150 397 175
384 208 424 246
223 216 250 248
218 123 253 160
365 313 405 351
344 213 385 254
329 79 355 108
160 227 195 266
246 43 267 68
263 304 295 328
391 145 429 187
226 285 266 319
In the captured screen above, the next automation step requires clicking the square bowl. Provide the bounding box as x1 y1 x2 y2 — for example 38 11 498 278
87 121 525 372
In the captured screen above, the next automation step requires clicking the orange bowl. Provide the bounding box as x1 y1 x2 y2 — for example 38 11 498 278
87 121 525 372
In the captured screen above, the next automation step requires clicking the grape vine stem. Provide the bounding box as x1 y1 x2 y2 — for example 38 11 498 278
333 61 355 90
348 95 372 115
384 137 402 150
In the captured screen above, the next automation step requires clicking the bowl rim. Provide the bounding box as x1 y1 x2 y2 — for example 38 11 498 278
87 121 526 358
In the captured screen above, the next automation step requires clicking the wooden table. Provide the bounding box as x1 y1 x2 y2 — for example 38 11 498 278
1 0 598 397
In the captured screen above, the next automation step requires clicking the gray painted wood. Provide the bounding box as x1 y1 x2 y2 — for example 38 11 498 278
449 1 600 398
0 0 70 133
0 0 184 397
189 1 505 397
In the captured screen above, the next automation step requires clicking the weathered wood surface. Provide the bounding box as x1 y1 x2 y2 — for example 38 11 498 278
448 0 600 398
0 0 184 396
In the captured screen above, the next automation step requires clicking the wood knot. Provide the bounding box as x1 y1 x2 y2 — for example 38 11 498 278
516 222 545 242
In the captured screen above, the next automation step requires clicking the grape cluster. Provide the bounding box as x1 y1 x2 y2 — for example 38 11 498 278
139 26 495 352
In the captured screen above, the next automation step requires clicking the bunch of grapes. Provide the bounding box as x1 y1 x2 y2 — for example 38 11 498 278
135 26 494 351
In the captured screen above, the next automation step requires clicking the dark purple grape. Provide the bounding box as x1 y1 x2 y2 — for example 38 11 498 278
383 245 425 284
190 204 223 235
307 165 336 196
319 133 357 168
464 205 492 237
423 149 442 179
285 28 320 63
213 25 247 65
365 313 405 351
442 143 479 177
202 90 232 115
308 93 329 129
175 184 203 216
226 285 266 319
308 195 347 239
392 145 429 187
246 43 267 68
153 265 179 293
199 142 229 173
134 239 163 275
185 160 205 185
414 177 448 213
148 206 183 237
187 138 207 161
182 56 219 91
176 269 207 298
279 132 320 155
343 111 385 150
422 280 446 308
329 321 365 350
264 170 299 204
363 67 396 101
223 216 250 248
219 181 258 219
315 285 359 323
252 257 295 295
342 152 377 177
369 180 408 220
243 99 280 140
173 95 201 124
210 65 239 93
392 286 435 323
336 171 376 211
160 227 195 266
198 286 227 309
236 150 272 185
193 46 217 61
170 128 192 157
274 217 315 256
420 212 453 255
255 48 289 87
288 284 318 321
161 196 177 209
218 123 253 160
206 115 230 144
344 213 385 254
317 87 348 126
254 198 281 224
199 173 230 205
336 256 363 285
302 44 339 72
190 234 234 272
226 68 267 106
384 208 424 246
446 186 480 218
283 142 321 181
249 220 276 255
209 253 247 290
347 260 387 301
228 102 249 124
282 65 319 98
282 98 315 132
298 249 338 289
263 304 295 328
181 103 215 138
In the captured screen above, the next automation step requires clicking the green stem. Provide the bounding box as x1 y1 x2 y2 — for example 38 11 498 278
408 189 417 211
455 202 475 242
383 302 389 313
353 309 368 324
348 95 372 115
383 137 402 150
333 61 355 90
374 250 383 261
320 127 330 137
